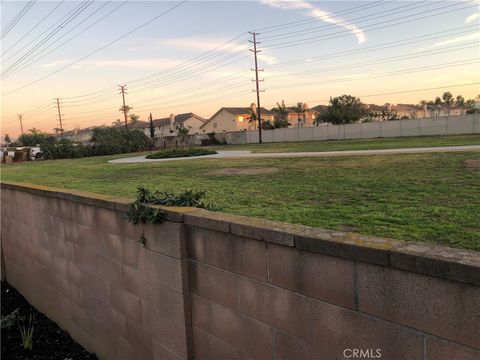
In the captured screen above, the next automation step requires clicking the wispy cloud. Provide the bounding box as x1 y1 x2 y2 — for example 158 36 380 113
465 12 479 24
160 37 277 65
39 58 183 70
260 0 366 44
39 59 71 68
431 32 480 48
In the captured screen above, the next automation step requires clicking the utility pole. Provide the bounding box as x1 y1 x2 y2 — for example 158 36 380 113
55 98 64 139
149 112 155 138
18 114 24 135
249 31 264 144
118 84 128 130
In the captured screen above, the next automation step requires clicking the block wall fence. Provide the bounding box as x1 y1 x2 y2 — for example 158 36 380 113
1 182 479 360
236 114 480 145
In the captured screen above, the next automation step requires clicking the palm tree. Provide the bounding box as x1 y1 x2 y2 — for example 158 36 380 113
442 92 454 115
272 100 289 128
111 119 122 126
292 102 308 127
129 113 139 124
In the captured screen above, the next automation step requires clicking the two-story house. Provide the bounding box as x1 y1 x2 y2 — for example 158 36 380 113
200 107 275 133
148 113 206 136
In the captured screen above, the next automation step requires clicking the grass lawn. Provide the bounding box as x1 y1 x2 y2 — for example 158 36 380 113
209 134 480 153
2 149 479 251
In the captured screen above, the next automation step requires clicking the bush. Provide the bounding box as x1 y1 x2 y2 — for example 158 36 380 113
146 147 217 159
91 128 152 155
41 139 84 160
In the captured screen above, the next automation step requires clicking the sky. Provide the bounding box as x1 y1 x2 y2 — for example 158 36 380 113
1 0 479 137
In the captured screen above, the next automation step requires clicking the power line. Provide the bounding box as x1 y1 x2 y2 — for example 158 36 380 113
3 0 188 96
264 1 478 50
1 0 95 78
5 0 129 78
2 0 65 56
1 0 36 39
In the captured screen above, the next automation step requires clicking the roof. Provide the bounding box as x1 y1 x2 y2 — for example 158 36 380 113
151 113 206 127
200 107 275 129
311 104 328 113
220 107 274 115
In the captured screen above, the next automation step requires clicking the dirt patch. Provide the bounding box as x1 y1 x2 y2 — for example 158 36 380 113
464 159 480 170
209 167 280 176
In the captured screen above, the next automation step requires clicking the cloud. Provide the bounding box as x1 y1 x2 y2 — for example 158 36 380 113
39 59 71 68
431 32 480 48
465 13 479 23
160 37 278 65
260 0 366 44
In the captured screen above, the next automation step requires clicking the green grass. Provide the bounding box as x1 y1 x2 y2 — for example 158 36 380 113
2 149 479 251
146 148 217 159
209 134 480 153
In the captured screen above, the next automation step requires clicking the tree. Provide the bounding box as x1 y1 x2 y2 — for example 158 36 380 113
434 97 442 106
111 119 122 126
317 95 371 124
4 134 11 145
442 92 454 114
465 98 476 109
53 127 63 134
129 113 139 124
455 95 465 108
291 102 308 127
18 128 49 146
272 100 290 128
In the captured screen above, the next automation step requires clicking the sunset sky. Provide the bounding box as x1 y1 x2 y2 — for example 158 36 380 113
1 0 479 137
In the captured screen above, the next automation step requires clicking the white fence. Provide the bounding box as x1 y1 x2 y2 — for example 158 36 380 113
219 114 480 145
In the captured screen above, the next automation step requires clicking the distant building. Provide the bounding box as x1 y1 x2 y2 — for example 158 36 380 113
200 107 275 132
149 113 206 136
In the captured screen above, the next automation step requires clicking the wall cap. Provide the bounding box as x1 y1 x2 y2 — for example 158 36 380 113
2 180 479 286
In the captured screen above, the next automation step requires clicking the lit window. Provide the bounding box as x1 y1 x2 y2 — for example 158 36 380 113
237 116 244 122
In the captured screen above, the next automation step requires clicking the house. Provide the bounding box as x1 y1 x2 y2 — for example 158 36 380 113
63 126 98 143
200 107 275 133
283 107 318 127
149 113 206 136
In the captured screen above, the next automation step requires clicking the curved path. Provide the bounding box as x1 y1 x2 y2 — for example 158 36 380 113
108 145 480 164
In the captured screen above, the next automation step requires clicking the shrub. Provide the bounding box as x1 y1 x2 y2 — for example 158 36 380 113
91 128 152 155
41 139 84 160
146 147 217 159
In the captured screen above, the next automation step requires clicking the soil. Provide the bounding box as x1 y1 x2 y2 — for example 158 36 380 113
464 159 480 170
1 281 97 360
209 167 280 176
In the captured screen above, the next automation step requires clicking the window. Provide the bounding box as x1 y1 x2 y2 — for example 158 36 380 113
237 115 244 122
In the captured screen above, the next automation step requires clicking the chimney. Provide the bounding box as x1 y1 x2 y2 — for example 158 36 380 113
170 114 175 131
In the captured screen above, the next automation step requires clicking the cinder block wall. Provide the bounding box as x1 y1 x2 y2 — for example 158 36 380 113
1 182 479 360
1 184 192 360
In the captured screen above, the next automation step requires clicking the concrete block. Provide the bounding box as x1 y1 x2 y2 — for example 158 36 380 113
189 261 239 310
237 277 311 340
106 234 140 268
357 263 480 349
153 340 185 360
96 255 122 286
192 326 251 360
390 242 480 286
184 210 231 233
295 228 401 265
268 243 355 308
144 222 186 259
137 247 184 294
191 294 273 360
426 337 480 360
189 227 267 281
92 320 118 360
72 303 93 335
111 287 142 321
74 245 97 274
116 335 148 360
186 227 206 262
309 297 423 359
274 330 331 360
126 318 153 359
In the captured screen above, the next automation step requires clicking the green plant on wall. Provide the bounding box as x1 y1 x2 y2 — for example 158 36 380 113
126 187 214 245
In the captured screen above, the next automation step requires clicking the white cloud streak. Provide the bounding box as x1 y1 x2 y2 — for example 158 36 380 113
260 0 366 43
465 12 479 24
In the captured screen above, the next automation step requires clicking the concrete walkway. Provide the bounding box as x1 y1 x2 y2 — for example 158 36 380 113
108 145 480 164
